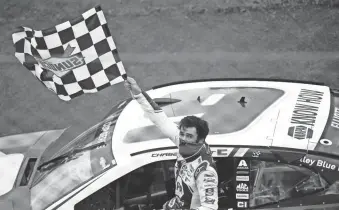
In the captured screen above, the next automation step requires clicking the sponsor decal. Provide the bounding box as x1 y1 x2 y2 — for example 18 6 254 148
194 161 208 179
236 170 249 175
204 177 217 184
296 89 323 104
204 173 215 178
182 165 188 171
288 126 313 140
300 156 337 171
168 197 184 208
169 198 176 207
90 119 116 174
205 188 214 196
288 89 324 140
97 121 113 143
252 151 261 158
189 165 194 173
151 152 177 157
99 157 110 170
178 159 186 165
237 201 249 208
331 107 339 129
236 176 249 182
36 45 85 78
204 197 216 205
211 148 233 156
236 183 249 192
237 160 249 170
236 193 249 200
175 177 184 198
203 184 216 188
179 164 193 180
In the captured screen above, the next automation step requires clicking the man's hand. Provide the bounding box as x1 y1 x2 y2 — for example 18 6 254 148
124 76 142 95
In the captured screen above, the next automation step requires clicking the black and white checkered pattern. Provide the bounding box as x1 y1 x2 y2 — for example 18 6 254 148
12 6 126 101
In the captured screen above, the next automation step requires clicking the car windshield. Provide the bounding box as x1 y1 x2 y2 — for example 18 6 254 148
29 100 129 210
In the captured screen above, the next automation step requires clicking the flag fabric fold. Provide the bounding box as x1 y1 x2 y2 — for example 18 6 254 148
12 6 126 101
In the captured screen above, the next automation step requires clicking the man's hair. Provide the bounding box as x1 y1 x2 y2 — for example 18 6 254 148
178 116 209 142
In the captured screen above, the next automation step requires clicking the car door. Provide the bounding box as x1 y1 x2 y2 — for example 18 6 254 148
214 156 238 209
243 148 339 209
214 146 339 210
214 156 253 209
118 160 176 210
73 159 176 210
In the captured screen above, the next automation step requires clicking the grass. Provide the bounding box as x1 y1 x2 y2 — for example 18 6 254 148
0 0 338 138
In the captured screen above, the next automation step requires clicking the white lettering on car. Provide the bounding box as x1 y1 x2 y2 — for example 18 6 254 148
300 156 338 171
331 107 339 129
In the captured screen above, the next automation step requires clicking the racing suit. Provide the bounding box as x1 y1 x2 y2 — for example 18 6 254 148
132 91 218 210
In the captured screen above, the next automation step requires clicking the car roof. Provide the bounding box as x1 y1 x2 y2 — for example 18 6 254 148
111 79 334 164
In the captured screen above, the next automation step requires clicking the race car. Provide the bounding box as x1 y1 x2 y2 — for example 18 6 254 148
1 78 339 210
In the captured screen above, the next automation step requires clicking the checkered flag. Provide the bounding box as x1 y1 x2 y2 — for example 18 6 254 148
12 6 126 101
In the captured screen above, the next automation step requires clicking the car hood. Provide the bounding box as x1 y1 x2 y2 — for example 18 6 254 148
0 129 67 197
0 154 24 196
113 80 331 158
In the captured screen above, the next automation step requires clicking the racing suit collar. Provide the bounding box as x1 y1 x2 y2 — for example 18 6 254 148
179 143 212 163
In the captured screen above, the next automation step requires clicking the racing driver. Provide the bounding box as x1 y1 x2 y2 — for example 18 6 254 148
124 76 219 210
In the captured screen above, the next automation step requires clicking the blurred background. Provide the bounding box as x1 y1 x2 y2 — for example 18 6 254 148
0 0 338 140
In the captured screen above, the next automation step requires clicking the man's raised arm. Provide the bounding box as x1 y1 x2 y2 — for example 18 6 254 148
124 77 180 147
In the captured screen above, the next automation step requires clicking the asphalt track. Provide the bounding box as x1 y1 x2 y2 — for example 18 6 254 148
1 51 339 63
1 2 339 147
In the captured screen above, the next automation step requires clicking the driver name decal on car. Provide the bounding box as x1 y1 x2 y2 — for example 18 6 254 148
288 89 324 140
331 107 339 129
151 152 177 157
300 156 338 171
